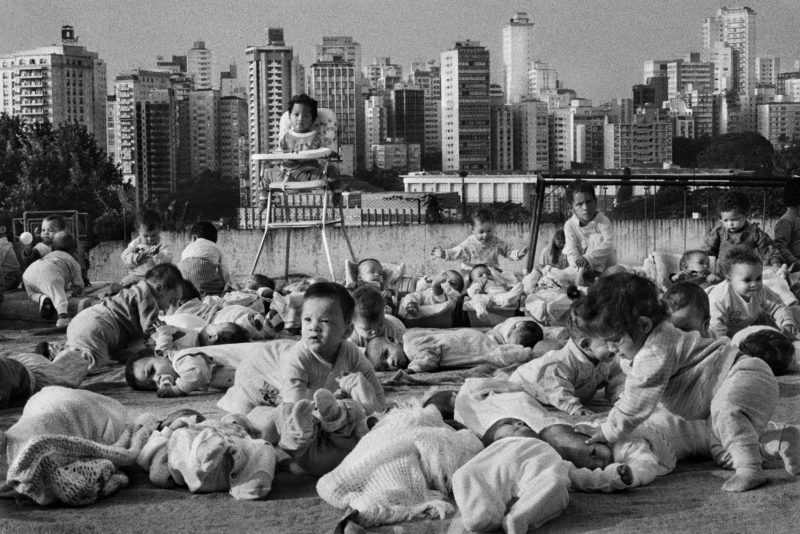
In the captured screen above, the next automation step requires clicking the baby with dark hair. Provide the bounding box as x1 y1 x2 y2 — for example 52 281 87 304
732 326 796 376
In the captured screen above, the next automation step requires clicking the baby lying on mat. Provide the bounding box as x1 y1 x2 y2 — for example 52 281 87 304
402 316 543 373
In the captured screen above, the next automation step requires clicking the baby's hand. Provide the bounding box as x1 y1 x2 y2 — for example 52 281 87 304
519 246 529 257
575 256 591 269
617 464 633 486
706 273 722 284
431 281 444 296
583 426 608 445
431 246 445 259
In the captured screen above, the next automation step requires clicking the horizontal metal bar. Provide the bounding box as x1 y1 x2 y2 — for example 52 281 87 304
539 174 786 188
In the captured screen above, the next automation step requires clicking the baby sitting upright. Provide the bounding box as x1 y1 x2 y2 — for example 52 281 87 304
466 264 524 321
669 250 721 288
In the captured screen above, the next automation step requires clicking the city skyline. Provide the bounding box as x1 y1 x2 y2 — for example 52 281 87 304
2 0 799 103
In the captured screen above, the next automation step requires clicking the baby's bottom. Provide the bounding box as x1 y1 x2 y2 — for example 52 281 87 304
711 356 777 487
66 307 124 371
275 391 368 476
22 263 70 314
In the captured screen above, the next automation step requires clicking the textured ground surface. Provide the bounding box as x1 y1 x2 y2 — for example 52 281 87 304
2 326 800 534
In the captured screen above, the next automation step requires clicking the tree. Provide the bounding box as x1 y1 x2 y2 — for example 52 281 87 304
0 114 123 240
696 132 775 173
672 136 709 168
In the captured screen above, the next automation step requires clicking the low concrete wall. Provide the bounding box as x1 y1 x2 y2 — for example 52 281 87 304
88 217 780 282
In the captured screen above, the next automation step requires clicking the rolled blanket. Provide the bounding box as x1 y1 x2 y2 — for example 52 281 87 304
2 416 157 505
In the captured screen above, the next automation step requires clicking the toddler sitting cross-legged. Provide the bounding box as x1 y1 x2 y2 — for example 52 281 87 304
403 316 542 374
707 246 798 339
509 298 625 416
124 322 250 397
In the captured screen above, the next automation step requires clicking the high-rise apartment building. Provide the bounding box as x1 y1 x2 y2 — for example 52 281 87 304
441 40 491 171
502 12 534 104
113 69 173 203
758 101 800 149
309 59 361 174
778 72 800 96
491 104 513 171
364 57 402 91
410 61 441 155
364 95 387 169
756 57 781 86
187 40 213 90
218 96 248 189
603 114 673 169
106 95 116 161
703 6 756 98
510 99 548 171
529 60 558 99
390 84 425 154
135 90 177 206
316 37 362 74
188 89 219 177
245 27 296 206
0 26 107 146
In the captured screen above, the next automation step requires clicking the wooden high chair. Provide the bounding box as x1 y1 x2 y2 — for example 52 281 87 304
250 108 355 280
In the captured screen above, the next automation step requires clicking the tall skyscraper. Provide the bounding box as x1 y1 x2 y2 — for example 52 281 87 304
310 35 364 173
364 57 402 91
188 89 219 177
244 27 296 206
756 57 781 86
410 61 441 157
364 95 388 169
135 91 177 206
703 6 756 98
112 69 174 208
510 99 548 171
529 60 558 99
390 84 425 154
218 96 248 191
441 40 491 171
0 25 107 146
187 40 213 90
502 12 534 104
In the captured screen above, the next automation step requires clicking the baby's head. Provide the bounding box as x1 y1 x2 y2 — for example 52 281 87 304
679 250 711 274
469 264 493 285
351 285 386 341
552 229 566 249
199 322 249 346
540 423 614 470
481 417 539 446
190 221 218 243
145 263 185 311
471 209 495 243
440 269 465 293
52 230 77 254
287 93 318 134
663 281 710 335
575 273 667 360
137 209 163 246
40 214 67 245
738 329 795 376
365 335 408 371
357 258 385 286
717 190 750 233
567 298 615 362
504 319 544 348
125 354 176 391
181 279 201 303
568 180 598 225
301 282 355 360
723 246 763 299
245 273 276 292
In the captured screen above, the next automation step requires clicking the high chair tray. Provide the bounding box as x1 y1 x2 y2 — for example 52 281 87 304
252 148 332 161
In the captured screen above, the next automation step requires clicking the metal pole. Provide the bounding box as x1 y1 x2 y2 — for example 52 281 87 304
682 186 687 251
644 187 648 253
653 187 657 252
763 188 767 227
526 177 547 273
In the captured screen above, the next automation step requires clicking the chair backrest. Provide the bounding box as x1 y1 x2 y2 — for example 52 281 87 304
278 108 337 150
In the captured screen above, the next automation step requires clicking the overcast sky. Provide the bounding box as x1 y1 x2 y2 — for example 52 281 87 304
2 0 799 103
